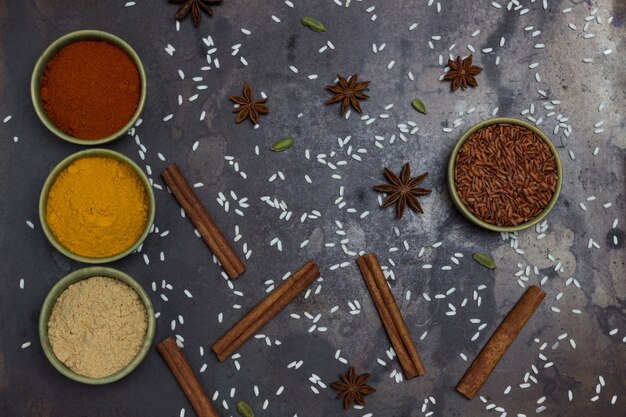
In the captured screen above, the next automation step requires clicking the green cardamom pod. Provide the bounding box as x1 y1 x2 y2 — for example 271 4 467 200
472 252 496 269
271 137 294 152
236 401 254 417
300 16 326 32
411 98 427 114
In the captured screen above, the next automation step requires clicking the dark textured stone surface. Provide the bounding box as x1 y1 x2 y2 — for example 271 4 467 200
0 1 624 416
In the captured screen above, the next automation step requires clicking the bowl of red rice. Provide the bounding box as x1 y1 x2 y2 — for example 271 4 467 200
448 117 562 232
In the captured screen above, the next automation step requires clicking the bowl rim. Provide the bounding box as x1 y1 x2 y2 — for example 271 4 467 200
39 266 156 385
447 117 563 233
38 148 155 263
30 29 147 146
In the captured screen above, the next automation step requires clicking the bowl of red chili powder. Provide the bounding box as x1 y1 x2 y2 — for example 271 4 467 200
31 30 146 145
448 118 562 232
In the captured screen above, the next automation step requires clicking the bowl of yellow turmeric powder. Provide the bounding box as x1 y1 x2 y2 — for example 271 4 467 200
39 149 155 263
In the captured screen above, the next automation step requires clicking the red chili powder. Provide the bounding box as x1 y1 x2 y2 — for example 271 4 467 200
40 41 141 140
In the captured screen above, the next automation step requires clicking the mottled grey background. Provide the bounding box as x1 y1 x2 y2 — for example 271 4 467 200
0 0 624 416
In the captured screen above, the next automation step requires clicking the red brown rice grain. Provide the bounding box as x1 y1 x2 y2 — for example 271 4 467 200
454 124 558 227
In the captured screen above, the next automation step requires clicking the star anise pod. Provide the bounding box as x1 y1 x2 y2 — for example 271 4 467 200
374 163 431 219
442 54 482 91
326 74 370 115
230 82 269 125
330 367 376 409
170 0 222 27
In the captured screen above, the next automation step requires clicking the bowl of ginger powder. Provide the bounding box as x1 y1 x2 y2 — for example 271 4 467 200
39 266 155 384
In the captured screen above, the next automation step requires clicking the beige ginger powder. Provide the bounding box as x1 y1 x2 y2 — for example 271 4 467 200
48 276 147 378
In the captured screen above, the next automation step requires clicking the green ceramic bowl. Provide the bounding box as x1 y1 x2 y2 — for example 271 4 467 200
39 266 155 385
447 117 563 233
30 30 146 145
39 148 155 263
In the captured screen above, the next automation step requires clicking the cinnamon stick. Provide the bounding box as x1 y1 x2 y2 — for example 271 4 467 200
456 285 546 399
364 253 426 376
157 336 220 417
162 163 245 279
356 253 424 379
212 260 320 362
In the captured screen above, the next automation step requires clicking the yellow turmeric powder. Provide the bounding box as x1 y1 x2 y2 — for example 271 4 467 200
46 156 149 258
